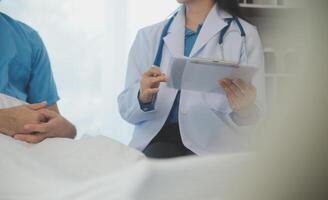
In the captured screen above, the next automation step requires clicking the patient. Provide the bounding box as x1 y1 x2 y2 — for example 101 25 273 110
0 11 75 143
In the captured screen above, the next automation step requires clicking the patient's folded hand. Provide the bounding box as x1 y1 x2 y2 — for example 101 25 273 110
13 109 76 144
0 102 47 136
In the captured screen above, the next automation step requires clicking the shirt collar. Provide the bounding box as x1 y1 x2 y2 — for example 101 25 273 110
185 24 203 36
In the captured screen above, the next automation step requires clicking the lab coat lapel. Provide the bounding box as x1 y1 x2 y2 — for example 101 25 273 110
190 6 230 57
163 8 185 57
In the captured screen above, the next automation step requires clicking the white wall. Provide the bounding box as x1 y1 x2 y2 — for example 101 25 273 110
0 0 179 144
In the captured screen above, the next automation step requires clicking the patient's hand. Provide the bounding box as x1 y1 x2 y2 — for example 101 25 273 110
13 109 76 144
0 103 47 136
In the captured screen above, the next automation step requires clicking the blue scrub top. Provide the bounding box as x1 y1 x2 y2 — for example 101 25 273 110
0 13 59 105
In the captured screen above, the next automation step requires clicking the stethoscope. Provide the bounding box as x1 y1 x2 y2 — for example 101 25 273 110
153 10 248 67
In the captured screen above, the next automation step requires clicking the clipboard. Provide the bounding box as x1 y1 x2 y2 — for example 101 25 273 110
167 56 258 94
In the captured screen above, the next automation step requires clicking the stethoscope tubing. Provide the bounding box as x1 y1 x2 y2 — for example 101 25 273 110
154 10 247 67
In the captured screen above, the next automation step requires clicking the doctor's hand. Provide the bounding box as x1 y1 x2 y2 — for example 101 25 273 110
13 109 76 144
0 102 47 137
139 66 167 103
219 78 257 117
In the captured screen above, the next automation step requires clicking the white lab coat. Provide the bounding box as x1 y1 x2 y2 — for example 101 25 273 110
118 6 265 155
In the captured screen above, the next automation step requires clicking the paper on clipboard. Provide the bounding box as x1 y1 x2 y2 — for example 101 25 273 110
167 57 258 94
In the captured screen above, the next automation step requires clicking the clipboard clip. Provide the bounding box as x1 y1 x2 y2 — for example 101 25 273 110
189 57 239 68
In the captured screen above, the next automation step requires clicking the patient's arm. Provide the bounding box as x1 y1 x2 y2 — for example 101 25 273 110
0 103 47 136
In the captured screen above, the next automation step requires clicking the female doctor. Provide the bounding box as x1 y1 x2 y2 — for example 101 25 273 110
118 0 265 158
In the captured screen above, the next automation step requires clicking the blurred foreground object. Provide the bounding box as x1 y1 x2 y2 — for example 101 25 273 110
225 1 328 200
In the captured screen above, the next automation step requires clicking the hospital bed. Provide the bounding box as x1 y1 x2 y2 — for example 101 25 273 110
0 94 251 200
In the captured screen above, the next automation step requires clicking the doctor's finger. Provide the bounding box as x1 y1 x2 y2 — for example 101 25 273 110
146 67 162 76
150 75 167 84
235 79 256 95
143 70 158 77
144 88 160 95
225 90 235 106
14 133 47 144
232 79 249 94
221 81 241 104
225 89 240 111
223 85 237 101
228 84 244 99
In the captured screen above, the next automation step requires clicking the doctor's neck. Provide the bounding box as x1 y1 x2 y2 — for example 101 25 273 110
184 0 215 31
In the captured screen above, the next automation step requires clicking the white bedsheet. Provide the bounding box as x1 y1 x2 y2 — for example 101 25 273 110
0 134 250 200
0 94 251 200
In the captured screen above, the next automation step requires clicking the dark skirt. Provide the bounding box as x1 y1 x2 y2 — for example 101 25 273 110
142 123 195 159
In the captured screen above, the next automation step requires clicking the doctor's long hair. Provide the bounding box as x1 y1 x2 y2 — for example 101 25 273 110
216 0 242 17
